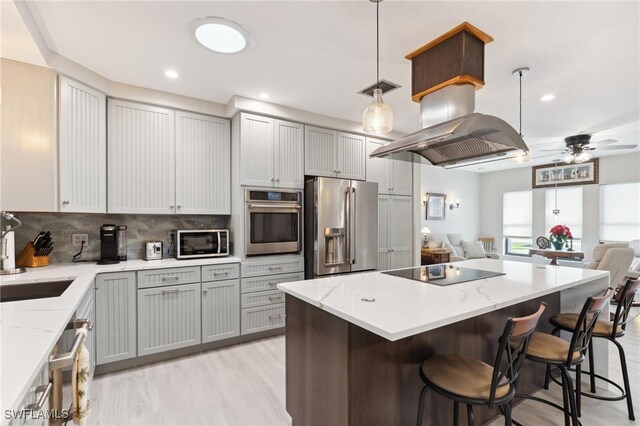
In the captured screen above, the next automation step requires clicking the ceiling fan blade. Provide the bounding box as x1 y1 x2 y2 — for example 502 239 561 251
589 139 617 146
537 148 567 152
596 144 638 150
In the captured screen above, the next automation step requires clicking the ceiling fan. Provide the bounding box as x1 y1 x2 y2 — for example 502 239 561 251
535 133 638 164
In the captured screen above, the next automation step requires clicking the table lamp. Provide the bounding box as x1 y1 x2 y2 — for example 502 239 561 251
421 226 431 246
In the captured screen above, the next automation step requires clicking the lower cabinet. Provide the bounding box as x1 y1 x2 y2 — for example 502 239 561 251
95 272 137 365
241 303 286 335
202 279 240 343
10 363 49 426
378 195 413 271
137 283 201 356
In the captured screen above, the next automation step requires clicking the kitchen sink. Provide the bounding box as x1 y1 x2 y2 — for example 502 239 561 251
0 280 74 303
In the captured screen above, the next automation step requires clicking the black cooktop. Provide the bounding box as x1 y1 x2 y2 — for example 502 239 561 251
383 265 505 286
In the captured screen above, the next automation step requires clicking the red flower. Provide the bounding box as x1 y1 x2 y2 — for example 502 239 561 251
549 224 572 238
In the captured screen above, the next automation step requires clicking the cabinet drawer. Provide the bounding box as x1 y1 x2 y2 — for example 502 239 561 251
138 283 201 356
241 272 304 294
241 289 285 308
137 266 200 288
241 303 285 335
201 263 240 282
241 257 304 278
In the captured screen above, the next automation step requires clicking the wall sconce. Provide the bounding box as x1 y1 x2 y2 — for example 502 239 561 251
421 193 428 206
449 199 460 210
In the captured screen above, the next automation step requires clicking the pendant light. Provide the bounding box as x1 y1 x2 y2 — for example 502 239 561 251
552 160 561 216
362 0 393 134
512 67 531 163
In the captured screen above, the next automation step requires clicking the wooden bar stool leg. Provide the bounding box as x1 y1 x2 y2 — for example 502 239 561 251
453 401 459 426
466 404 475 426
588 340 596 393
614 339 636 421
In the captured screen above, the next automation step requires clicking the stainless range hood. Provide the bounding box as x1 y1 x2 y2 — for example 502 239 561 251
370 22 529 168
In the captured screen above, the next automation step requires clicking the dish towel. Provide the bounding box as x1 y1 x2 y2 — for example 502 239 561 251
72 327 91 425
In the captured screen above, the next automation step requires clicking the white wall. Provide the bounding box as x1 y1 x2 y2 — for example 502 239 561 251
419 164 481 241
479 153 640 263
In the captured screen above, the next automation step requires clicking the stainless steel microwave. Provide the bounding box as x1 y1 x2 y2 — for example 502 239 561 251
245 189 302 256
170 229 229 259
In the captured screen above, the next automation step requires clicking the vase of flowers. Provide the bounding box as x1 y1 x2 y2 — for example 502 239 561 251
549 225 572 250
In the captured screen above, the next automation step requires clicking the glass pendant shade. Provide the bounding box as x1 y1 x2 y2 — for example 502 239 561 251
362 89 393 134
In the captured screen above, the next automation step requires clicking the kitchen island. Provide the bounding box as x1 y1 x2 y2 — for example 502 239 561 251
278 259 610 426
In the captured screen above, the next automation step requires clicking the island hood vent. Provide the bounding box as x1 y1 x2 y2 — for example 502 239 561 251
370 22 529 169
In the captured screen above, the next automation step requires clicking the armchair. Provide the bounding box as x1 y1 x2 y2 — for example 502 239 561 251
584 243 635 288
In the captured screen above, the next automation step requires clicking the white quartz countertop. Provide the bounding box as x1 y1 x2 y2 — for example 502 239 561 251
0 256 240 415
278 259 609 342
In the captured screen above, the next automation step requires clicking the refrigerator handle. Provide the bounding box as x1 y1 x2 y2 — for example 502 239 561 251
345 187 350 264
351 187 356 265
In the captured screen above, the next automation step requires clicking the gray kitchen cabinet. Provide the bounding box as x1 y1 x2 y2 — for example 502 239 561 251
366 137 412 196
240 113 304 188
304 126 366 180
137 283 201 356
241 303 286 335
95 272 137 365
202 279 240 343
377 195 413 271
76 284 96 377
137 266 200 289
10 363 49 426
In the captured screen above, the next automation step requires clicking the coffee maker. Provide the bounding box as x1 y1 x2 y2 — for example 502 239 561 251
98 224 120 264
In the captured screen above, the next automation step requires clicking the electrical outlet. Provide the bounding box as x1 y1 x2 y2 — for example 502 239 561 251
72 233 89 248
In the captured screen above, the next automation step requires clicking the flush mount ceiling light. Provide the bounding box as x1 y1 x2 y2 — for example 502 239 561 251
362 0 393 134
193 17 249 54
540 93 556 102
259 93 270 99
164 70 179 79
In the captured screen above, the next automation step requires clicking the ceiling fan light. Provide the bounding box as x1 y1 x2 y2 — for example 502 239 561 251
563 154 575 164
575 152 592 163
363 89 393 134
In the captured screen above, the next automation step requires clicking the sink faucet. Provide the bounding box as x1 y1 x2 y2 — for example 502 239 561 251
1 211 26 275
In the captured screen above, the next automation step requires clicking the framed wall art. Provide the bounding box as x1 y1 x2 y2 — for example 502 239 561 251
532 159 599 189
425 193 447 220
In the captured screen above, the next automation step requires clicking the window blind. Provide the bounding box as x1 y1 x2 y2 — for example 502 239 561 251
503 191 532 237
600 182 640 241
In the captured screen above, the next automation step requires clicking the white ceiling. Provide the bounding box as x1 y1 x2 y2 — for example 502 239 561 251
5 1 640 172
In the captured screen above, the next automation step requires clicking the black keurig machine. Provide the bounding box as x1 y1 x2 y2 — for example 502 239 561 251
98 224 120 264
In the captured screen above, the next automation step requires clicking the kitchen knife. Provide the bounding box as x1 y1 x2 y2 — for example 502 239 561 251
32 232 45 248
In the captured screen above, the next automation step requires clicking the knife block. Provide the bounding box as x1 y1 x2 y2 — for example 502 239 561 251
16 243 50 268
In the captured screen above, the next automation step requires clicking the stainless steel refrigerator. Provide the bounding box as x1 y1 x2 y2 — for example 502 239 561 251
304 177 378 278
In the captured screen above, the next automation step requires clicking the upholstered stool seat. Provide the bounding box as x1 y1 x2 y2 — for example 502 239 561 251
526 331 583 364
550 313 624 338
421 354 511 401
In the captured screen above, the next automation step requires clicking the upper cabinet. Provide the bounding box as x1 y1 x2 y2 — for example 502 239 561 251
304 126 366 181
108 99 176 214
108 99 230 214
366 137 412 196
1 60 58 212
175 111 231 214
59 76 107 213
240 113 304 189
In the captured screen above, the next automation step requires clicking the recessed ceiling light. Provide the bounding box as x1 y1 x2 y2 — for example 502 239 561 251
164 70 179 79
259 93 270 99
540 93 555 102
193 17 249 54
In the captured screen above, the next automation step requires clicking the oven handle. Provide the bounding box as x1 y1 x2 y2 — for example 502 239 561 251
248 204 301 209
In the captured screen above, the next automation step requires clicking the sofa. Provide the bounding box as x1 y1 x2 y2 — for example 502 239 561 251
425 233 501 262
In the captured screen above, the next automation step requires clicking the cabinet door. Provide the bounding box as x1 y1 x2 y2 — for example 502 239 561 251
366 138 391 194
175 111 230 214
107 99 175 214
305 125 337 177
378 196 390 270
95 272 136 365
391 152 413 196
389 196 413 266
240 113 275 187
138 283 201 356
59 76 107 212
1 60 57 212
391 249 413 270
202 280 240 343
337 132 366 180
274 119 304 188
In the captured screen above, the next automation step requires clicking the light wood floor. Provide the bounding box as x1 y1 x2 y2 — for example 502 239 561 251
88 313 639 426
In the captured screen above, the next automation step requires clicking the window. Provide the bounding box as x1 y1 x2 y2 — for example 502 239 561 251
545 187 583 251
600 182 640 241
503 191 532 256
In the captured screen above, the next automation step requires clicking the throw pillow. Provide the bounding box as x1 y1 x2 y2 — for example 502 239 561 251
453 245 466 257
441 241 456 254
461 240 487 259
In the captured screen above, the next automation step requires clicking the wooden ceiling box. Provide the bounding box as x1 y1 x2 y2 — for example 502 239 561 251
406 22 494 102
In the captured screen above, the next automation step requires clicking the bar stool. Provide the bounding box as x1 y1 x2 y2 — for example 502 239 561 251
514 288 613 426
416 303 546 426
548 278 638 420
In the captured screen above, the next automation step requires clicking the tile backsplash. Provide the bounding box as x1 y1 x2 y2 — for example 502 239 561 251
11 212 229 263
